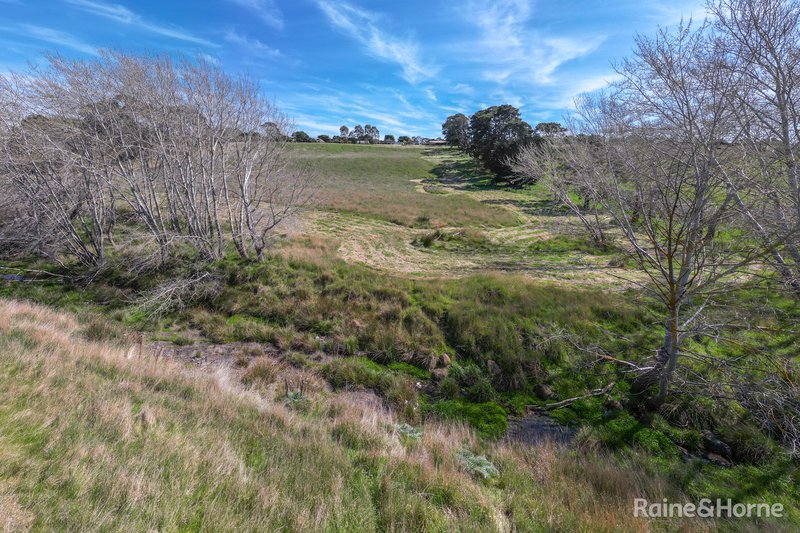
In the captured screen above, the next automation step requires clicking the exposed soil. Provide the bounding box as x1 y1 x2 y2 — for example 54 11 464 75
150 339 579 449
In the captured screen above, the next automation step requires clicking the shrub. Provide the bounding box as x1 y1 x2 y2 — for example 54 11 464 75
447 361 496 402
322 357 419 419
80 314 126 343
395 423 423 441
457 450 499 479
598 412 641 448
719 424 778 464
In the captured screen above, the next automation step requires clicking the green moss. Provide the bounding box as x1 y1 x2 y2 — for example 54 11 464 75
631 429 681 458
428 399 508 439
387 362 432 380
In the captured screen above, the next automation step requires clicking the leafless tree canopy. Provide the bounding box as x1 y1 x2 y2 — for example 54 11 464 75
512 2 800 452
710 0 800 292
0 51 311 267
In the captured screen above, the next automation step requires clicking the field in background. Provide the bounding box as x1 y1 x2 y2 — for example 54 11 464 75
288 144 636 287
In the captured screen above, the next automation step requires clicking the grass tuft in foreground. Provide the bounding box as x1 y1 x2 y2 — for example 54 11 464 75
0 299 755 532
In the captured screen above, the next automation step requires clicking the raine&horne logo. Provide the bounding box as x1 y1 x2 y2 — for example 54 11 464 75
633 498 784 519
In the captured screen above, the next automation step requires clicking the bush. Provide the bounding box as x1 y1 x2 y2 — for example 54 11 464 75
457 450 499 479
395 423 423 441
80 314 126 343
447 361 496 402
719 424 778 464
598 412 641 448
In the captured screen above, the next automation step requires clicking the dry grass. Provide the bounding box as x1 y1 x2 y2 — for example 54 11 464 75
285 145 642 288
0 299 724 531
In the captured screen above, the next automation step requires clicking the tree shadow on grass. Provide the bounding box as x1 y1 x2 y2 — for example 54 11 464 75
423 148 577 217
428 156 497 191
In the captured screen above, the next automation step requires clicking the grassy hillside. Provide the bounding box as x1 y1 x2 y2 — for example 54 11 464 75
0 299 722 532
1 144 799 531
292 143 519 228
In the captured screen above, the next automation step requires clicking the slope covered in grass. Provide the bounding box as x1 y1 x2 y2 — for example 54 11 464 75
291 143 519 227
0 299 753 532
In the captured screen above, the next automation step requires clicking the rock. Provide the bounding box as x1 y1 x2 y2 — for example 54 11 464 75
439 353 451 367
702 431 732 458
534 383 555 400
704 452 731 467
431 368 449 382
487 359 502 376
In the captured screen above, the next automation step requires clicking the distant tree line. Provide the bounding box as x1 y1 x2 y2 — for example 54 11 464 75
291 124 433 146
291 124 396 144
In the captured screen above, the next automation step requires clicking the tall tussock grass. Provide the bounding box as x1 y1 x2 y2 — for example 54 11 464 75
0 300 745 531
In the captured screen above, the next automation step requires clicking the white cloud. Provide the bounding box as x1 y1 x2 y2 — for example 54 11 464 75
279 87 440 136
451 83 473 94
18 24 98 55
227 0 283 30
224 30 281 59
288 112 342 134
647 0 708 27
316 1 437 84
65 0 216 46
461 0 605 85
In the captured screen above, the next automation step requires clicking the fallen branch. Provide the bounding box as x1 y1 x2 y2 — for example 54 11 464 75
0 265 66 278
595 353 654 372
527 382 616 412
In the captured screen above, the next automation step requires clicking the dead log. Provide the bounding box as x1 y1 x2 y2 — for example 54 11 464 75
527 382 616 412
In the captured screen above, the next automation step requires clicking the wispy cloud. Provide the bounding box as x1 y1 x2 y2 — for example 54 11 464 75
224 29 281 59
461 0 605 85
17 24 98 55
227 0 283 30
280 84 442 137
647 0 708 26
65 0 216 46
316 1 437 84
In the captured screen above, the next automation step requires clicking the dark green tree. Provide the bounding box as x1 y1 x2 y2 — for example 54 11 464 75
291 130 313 143
383 134 395 143
468 105 534 177
534 122 567 137
441 113 470 149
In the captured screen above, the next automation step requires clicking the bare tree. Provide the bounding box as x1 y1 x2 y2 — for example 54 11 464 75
516 22 760 409
709 0 800 292
513 137 609 247
0 71 113 267
0 52 310 266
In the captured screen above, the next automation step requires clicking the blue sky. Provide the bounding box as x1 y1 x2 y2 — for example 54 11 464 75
0 0 706 137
